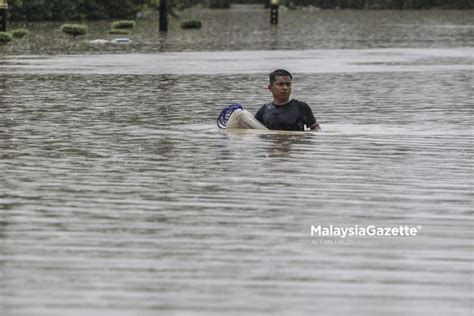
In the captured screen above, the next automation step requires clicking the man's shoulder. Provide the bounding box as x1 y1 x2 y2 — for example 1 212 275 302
255 102 272 118
290 99 309 106
291 99 313 111
258 102 275 111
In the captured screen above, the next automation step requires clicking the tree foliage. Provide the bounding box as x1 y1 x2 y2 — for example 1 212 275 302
280 0 472 8
6 0 473 21
8 0 152 21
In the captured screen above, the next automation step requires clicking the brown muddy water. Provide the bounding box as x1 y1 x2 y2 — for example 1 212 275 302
0 7 473 316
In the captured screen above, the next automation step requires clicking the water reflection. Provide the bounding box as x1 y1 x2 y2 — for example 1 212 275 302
158 32 169 52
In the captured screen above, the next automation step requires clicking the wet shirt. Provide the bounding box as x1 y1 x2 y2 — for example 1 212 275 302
254 99 317 131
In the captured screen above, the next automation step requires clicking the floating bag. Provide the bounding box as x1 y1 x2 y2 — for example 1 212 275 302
217 103 267 130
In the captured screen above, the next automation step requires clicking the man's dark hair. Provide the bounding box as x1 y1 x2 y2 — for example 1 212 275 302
269 69 293 84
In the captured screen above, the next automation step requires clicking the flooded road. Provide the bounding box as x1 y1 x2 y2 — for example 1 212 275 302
1 48 473 75
1 7 473 316
1 8 474 54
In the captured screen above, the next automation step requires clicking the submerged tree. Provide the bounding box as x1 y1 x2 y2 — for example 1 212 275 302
0 31 13 43
61 24 88 38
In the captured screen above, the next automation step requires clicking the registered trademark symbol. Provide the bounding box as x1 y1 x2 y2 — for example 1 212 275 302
417 225 422 230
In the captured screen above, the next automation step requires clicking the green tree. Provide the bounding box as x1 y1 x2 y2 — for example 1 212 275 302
8 0 151 21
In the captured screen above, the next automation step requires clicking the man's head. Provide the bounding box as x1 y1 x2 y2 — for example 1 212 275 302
269 69 293 85
268 69 293 105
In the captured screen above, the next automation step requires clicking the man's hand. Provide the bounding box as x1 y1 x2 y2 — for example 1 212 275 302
310 122 321 131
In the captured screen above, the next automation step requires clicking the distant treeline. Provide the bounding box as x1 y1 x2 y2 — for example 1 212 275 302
240 0 473 8
5 0 473 21
7 0 160 21
287 0 473 9
175 0 474 9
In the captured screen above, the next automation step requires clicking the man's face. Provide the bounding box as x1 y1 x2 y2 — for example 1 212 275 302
269 75 292 102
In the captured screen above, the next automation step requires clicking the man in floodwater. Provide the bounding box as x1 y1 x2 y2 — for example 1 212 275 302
255 69 321 131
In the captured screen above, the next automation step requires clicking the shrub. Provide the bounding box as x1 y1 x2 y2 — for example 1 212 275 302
181 20 202 29
111 20 136 30
109 29 131 35
60 24 87 38
0 32 13 43
11 28 29 38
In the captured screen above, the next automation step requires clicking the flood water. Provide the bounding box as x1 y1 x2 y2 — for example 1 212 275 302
1 7 473 316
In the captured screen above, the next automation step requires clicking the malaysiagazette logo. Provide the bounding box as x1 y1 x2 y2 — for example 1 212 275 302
311 224 422 239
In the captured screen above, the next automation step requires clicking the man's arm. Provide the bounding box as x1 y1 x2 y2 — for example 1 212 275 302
300 102 321 131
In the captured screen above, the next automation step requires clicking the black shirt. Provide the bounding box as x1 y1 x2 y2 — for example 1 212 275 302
254 99 317 131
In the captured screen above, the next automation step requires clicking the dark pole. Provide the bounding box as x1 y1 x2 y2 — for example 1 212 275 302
159 0 168 32
0 10 6 32
270 2 279 25
0 1 7 32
